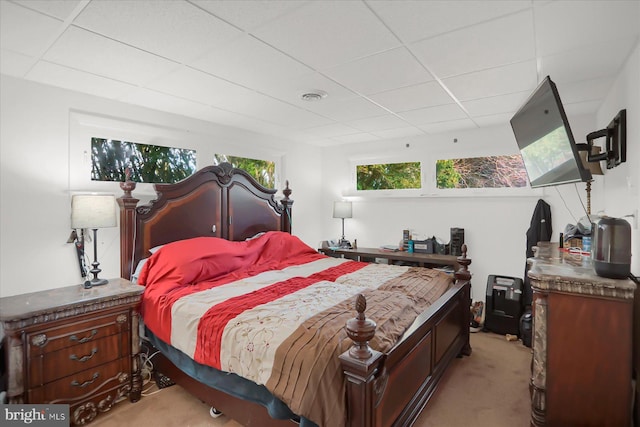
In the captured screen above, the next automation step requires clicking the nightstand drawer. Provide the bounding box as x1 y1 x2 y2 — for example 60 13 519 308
28 357 130 403
27 310 130 356
28 332 130 387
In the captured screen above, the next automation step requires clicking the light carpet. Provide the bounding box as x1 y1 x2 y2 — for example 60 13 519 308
91 331 532 427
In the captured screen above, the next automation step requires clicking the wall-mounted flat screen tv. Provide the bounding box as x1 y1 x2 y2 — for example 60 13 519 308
510 76 591 188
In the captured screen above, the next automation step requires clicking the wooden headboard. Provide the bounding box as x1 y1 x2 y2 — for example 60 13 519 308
117 162 293 280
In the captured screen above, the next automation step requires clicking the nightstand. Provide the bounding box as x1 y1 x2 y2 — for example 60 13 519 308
0 278 144 425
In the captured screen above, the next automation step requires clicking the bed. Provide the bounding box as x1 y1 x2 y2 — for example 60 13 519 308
117 162 472 427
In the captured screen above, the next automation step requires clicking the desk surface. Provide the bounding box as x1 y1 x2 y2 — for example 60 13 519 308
319 247 461 270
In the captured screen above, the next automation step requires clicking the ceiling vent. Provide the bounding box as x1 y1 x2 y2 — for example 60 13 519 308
301 91 327 102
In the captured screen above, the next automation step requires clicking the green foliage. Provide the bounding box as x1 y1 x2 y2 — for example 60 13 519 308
356 162 421 190
436 159 461 189
91 138 196 183
436 155 528 189
213 154 276 188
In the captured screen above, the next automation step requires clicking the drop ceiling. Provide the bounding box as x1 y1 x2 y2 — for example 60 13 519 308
1 0 638 146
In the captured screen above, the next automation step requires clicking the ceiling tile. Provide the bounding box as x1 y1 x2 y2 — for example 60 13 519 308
73 0 243 63
0 49 34 77
188 34 312 91
145 65 332 129
0 1 637 145
442 60 538 102
43 27 180 85
27 61 138 99
1 1 63 56
553 77 614 104
118 86 213 118
411 10 535 78
399 103 468 126
472 113 513 128
369 80 457 113
370 126 425 139
261 71 360 107
241 96 335 129
253 1 400 69
145 66 266 109
347 114 411 133
535 0 640 57
305 123 361 138
191 0 309 31
539 38 638 85
368 0 531 43
563 100 601 117
306 96 390 122
419 118 478 134
11 0 84 20
330 133 379 144
461 91 530 117
187 105 278 131
323 47 433 95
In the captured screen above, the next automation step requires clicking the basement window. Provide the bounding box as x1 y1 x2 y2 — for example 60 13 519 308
356 161 422 190
436 155 528 189
91 137 196 184
213 154 276 189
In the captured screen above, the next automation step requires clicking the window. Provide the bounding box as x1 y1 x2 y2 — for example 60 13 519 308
91 137 196 184
356 162 421 190
436 155 527 189
213 154 276 189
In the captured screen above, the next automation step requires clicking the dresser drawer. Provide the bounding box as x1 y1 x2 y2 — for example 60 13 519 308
28 357 130 403
27 310 130 356
28 332 130 387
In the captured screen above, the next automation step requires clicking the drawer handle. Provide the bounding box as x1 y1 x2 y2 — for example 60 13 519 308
70 329 98 343
69 348 98 362
71 372 99 388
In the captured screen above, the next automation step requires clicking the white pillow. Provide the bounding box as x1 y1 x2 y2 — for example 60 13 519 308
131 258 148 284
149 245 164 254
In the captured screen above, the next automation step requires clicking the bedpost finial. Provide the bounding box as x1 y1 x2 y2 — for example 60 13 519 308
455 243 471 281
345 294 376 360
282 180 292 200
120 167 136 197
355 293 366 319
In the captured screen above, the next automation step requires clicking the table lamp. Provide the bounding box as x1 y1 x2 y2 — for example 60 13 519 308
333 201 352 248
71 194 117 287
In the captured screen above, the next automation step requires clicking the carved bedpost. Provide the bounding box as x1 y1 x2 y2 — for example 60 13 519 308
454 244 472 356
339 294 386 427
281 180 293 234
117 169 139 280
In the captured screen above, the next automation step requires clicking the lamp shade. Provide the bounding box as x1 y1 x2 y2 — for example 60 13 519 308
333 201 352 219
71 194 117 229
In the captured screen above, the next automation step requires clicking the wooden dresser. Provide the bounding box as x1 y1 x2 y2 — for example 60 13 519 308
0 279 144 425
527 247 636 427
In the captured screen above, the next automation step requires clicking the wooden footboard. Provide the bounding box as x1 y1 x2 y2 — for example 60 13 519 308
340 247 472 427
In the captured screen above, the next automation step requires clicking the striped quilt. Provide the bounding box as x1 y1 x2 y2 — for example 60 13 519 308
138 232 452 427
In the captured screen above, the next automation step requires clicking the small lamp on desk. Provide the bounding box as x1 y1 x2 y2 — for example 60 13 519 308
71 194 117 287
333 201 352 248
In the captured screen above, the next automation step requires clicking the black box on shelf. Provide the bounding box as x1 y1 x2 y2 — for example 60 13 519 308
450 228 464 256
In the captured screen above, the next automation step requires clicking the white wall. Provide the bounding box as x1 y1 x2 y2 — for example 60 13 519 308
321 115 601 304
595 42 640 276
0 75 322 297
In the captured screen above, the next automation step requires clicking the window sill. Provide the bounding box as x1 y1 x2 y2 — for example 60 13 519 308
342 187 543 199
